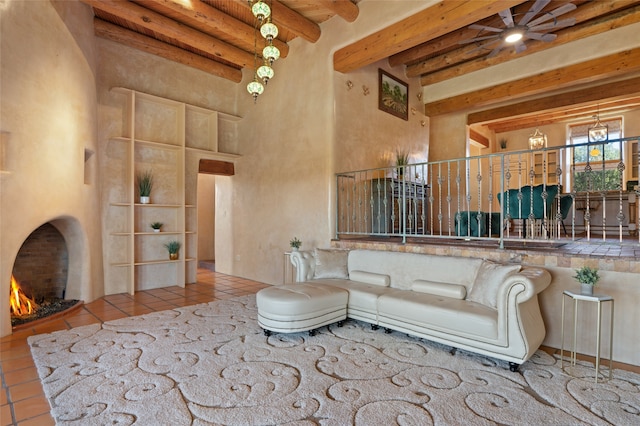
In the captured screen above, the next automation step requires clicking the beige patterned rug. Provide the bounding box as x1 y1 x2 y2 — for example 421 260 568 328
28 295 639 425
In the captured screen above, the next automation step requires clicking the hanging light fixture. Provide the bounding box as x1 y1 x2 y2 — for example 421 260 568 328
251 1 270 22
528 128 547 150
257 62 274 85
247 0 279 102
260 19 278 43
588 114 608 143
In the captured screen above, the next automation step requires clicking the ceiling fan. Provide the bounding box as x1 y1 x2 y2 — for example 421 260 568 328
460 0 577 58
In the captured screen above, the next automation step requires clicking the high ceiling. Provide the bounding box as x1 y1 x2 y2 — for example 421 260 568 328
83 0 640 122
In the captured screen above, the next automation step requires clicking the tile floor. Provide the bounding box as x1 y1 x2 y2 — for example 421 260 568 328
0 269 268 426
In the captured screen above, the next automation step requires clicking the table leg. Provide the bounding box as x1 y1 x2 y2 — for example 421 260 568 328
609 300 614 380
572 297 578 365
595 300 602 383
561 294 566 369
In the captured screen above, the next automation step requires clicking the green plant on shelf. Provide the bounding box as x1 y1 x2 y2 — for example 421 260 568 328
137 170 153 197
574 266 599 286
164 240 181 254
289 237 302 250
150 222 163 231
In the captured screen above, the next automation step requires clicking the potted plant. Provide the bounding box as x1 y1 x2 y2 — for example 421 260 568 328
150 222 163 233
499 138 508 150
137 170 153 204
164 240 181 260
289 237 302 251
574 266 599 295
395 149 409 179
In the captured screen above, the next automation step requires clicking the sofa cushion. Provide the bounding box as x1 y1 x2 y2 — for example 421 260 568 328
467 260 521 309
412 280 466 299
349 270 390 287
313 248 349 279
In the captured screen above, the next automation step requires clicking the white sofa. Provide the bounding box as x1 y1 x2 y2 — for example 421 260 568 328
289 249 551 371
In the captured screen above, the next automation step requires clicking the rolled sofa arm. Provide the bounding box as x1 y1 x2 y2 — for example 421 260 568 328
496 267 552 308
290 250 315 282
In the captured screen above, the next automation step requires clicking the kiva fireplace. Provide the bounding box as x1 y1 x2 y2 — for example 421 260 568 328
9 223 81 328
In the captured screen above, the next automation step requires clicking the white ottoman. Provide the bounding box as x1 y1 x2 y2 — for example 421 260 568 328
257 283 348 336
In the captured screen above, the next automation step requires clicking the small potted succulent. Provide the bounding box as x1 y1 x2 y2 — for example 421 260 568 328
289 237 302 252
395 149 409 179
574 266 599 295
137 170 153 204
164 240 181 260
150 222 163 233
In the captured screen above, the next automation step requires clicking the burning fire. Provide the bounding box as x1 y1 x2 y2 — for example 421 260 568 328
9 275 38 316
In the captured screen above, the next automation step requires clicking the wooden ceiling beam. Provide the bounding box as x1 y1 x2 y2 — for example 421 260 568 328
230 0 321 43
424 47 640 116
389 1 547 68
135 0 289 58
333 0 524 74
82 0 255 68
318 0 359 23
419 3 640 85
487 97 640 133
94 18 243 82
467 77 640 125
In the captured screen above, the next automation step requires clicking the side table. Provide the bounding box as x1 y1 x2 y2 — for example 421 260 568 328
560 290 614 383
283 252 295 284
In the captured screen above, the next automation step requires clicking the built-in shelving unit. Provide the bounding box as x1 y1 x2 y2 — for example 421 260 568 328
533 150 559 185
103 88 240 294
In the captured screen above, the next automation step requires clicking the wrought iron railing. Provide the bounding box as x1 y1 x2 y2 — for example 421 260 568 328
336 137 640 247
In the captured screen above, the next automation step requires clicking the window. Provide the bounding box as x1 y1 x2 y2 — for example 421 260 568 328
568 118 623 192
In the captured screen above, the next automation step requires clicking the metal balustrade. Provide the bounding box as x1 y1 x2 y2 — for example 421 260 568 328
336 137 640 247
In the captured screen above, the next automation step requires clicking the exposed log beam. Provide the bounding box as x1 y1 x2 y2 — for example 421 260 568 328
94 18 242 82
468 77 640 130
318 0 359 23
135 0 289 58
424 47 640 116
82 0 255 68
469 129 489 148
230 0 321 43
333 0 524 73
486 97 640 133
419 3 640 85
389 1 549 67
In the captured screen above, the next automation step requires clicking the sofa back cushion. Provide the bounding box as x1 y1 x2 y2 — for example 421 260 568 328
412 280 467 299
467 260 521 309
347 250 482 290
349 270 391 287
313 248 349 279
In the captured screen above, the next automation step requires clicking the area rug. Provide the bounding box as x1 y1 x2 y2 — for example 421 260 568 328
29 295 639 425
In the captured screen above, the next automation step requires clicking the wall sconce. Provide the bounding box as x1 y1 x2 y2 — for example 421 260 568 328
528 128 547 150
362 85 369 96
346 80 353 90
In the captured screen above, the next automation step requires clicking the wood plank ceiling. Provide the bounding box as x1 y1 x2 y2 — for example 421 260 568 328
84 0 640 127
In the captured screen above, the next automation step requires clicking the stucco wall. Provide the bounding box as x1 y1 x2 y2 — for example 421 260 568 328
0 0 102 337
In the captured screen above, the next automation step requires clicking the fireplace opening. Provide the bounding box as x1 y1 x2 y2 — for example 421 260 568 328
10 223 81 328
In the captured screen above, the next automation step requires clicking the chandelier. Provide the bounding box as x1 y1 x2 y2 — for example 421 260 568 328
247 1 280 102
528 128 547 150
588 114 608 143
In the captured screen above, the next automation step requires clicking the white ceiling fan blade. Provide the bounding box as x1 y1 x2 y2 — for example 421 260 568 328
458 35 500 44
528 18 576 32
526 32 556 42
518 0 551 26
515 40 527 53
527 3 577 28
499 8 515 28
487 42 506 58
465 38 502 55
468 24 504 33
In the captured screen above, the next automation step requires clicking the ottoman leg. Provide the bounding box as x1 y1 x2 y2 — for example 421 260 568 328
263 329 272 337
309 329 317 336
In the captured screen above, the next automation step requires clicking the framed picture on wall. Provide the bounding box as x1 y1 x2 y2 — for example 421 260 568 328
378 69 409 121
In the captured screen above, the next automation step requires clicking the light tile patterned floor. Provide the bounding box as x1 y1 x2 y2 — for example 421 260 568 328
0 270 268 426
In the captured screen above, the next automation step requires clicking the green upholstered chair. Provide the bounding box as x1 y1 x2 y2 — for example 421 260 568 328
455 211 487 237
558 194 573 235
497 184 560 221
